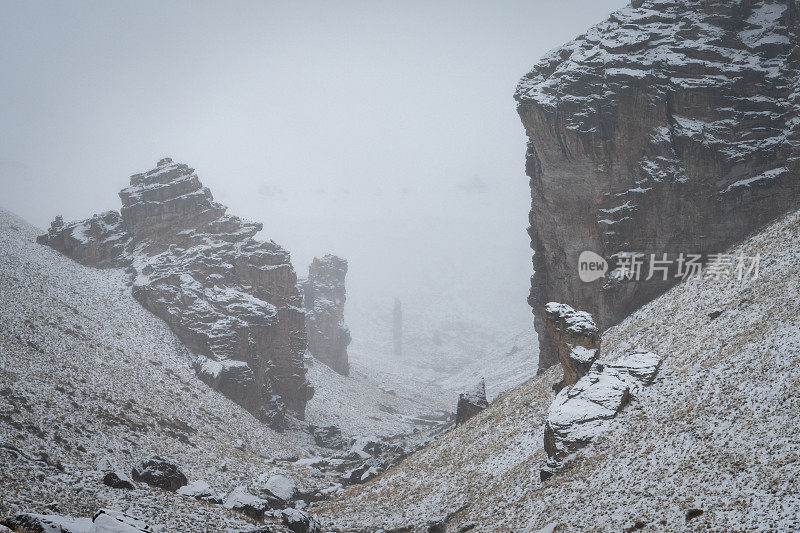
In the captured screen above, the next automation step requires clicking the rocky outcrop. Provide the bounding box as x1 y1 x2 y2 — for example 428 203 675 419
300 254 350 375
542 350 661 480
455 378 488 425
544 303 600 386
38 158 312 428
516 0 800 371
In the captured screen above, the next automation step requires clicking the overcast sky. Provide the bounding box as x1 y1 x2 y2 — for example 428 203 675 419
0 0 627 346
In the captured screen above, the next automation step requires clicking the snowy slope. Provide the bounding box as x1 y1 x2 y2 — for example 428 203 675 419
0 208 335 530
314 208 800 532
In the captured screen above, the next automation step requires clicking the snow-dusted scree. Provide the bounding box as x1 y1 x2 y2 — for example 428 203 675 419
517 0 800 371
37 158 312 429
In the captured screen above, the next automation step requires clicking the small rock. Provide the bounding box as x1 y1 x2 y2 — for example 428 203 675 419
708 308 723 320
686 508 704 522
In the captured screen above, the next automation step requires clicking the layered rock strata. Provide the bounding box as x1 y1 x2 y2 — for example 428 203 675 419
38 158 312 428
516 0 800 370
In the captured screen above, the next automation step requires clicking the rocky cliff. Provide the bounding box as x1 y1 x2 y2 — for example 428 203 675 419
300 254 351 376
516 0 800 370
38 158 312 428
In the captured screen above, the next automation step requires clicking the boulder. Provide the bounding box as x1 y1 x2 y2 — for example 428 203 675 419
300 255 351 376
224 486 271 521
260 474 296 502
276 508 322 533
541 351 662 479
90 510 154 532
98 457 134 490
1 513 92 533
455 378 489 425
176 480 223 504
516 0 800 372
38 159 313 426
102 471 135 490
130 456 187 492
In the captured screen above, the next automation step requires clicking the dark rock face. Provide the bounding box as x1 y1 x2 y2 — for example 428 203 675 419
38 158 312 426
131 456 187 492
544 302 600 386
455 378 488 425
300 254 351 376
516 0 800 371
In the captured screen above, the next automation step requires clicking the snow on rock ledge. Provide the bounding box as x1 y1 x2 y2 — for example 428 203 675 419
37 158 312 428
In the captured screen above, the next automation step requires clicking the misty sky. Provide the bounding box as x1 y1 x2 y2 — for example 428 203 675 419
0 0 627 348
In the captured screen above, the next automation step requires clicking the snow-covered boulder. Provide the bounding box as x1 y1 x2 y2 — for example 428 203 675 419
224 486 271 521
1 513 92 533
275 508 322 533
260 474 296 502
130 456 187 492
177 480 223 504
455 378 488 425
90 510 155 532
541 351 663 479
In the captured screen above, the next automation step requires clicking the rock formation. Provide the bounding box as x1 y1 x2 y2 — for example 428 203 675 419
300 254 351 375
455 378 488 425
393 298 403 357
38 158 312 428
544 302 600 387
516 0 800 371
541 305 661 480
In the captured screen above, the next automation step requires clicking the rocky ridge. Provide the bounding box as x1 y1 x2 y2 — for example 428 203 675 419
300 254 351 376
37 158 312 428
516 0 800 370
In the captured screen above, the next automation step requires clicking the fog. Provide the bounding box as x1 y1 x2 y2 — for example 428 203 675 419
0 0 626 357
